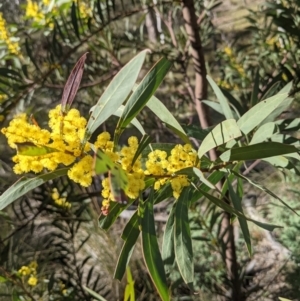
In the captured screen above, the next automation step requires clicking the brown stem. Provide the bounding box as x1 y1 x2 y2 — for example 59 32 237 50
182 0 209 129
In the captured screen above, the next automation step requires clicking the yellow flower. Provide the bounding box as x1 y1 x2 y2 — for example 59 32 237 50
78 2 92 19
68 155 93 187
51 188 71 209
28 276 38 286
28 261 38 271
26 0 44 22
0 13 20 55
18 266 31 276
1 105 89 178
224 46 233 57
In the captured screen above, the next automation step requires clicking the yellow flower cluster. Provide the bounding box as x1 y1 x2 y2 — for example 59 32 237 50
25 0 55 28
52 188 71 209
145 144 197 198
223 46 246 78
18 261 38 286
0 13 20 55
96 133 145 214
78 2 92 19
2 105 200 215
25 0 45 22
1 105 90 180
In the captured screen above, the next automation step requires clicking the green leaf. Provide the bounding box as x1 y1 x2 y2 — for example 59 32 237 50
263 156 289 168
237 91 289 135
162 203 176 275
0 276 7 283
261 81 281 100
90 104 146 135
228 181 252 255
16 142 59 156
199 188 281 231
175 167 215 190
93 149 115 174
0 168 68 211
114 213 140 280
131 135 152 166
99 202 128 230
115 57 172 143
231 170 298 215
109 166 129 204
124 267 135 301
94 148 129 202
222 89 245 116
271 134 300 146
71 2 80 39
276 118 300 132
147 96 190 144
83 286 108 301
250 122 276 145
278 297 292 301
202 100 237 119
207 75 234 119
260 97 293 126
141 191 169 301
250 68 260 107
182 124 212 141
174 187 194 288
198 119 242 159
122 212 139 240
96 0 105 23
84 50 149 142
220 142 298 162
0 68 21 79
190 171 225 203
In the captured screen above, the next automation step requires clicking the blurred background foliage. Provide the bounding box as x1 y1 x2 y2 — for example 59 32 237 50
1 0 300 300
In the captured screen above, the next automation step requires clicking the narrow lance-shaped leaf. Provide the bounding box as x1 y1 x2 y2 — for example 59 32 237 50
83 286 108 301
174 187 194 289
61 53 87 115
16 142 59 156
93 149 128 204
131 135 152 166
109 166 128 205
207 75 234 119
250 122 276 145
114 213 140 280
89 104 146 135
228 181 252 255
115 57 172 144
198 119 242 159
250 68 260 107
202 100 238 120
199 188 282 231
140 190 169 301
220 142 299 162
231 170 299 215
84 49 149 143
71 2 80 39
124 267 135 301
0 168 69 211
237 91 289 135
99 202 128 230
162 203 176 275
147 95 190 144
